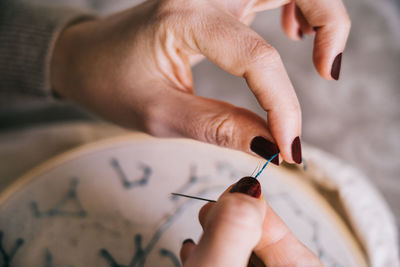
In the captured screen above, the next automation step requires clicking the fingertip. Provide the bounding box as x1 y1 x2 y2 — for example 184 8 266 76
297 29 304 40
180 238 196 264
313 49 343 81
312 23 349 81
331 52 342 80
281 1 302 41
267 107 302 165
229 177 261 198
198 202 215 229
277 142 295 164
183 238 195 245
291 136 302 164
250 136 280 166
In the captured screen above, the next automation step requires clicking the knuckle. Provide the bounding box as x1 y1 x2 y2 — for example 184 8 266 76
247 38 280 66
205 110 238 147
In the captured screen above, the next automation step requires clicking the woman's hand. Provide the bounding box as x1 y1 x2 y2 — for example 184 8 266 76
180 177 323 267
51 0 350 164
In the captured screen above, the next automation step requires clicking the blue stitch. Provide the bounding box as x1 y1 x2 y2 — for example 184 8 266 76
110 158 151 189
0 231 24 267
159 248 181 267
30 178 87 218
44 249 73 267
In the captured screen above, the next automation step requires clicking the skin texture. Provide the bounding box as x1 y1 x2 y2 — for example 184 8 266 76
51 0 350 165
180 182 323 267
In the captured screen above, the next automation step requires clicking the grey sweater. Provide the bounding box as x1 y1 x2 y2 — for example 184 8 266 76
0 1 93 106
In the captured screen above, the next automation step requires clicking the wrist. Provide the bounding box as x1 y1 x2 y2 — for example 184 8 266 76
50 20 93 100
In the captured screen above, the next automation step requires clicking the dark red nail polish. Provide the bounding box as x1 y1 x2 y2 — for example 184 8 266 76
183 238 194 245
249 252 266 267
298 29 303 39
230 177 261 198
331 53 342 80
291 136 302 164
250 137 280 166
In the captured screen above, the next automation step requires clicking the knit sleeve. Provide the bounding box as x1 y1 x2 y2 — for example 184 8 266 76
0 1 95 98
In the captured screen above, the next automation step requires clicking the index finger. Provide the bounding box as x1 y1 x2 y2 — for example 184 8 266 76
296 0 351 80
187 188 266 266
190 11 302 163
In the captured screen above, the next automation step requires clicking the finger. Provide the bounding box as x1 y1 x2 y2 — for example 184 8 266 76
295 0 351 80
198 180 321 266
198 202 215 230
184 178 266 267
197 179 320 266
198 178 264 228
254 203 323 266
295 5 314 35
281 1 302 40
188 14 302 163
180 239 197 264
149 89 281 165
201 208 266 267
198 184 236 229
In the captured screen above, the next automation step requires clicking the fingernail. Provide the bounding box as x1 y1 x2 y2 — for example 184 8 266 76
183 238 194 245
250 136 280 166
291 136 302 164
298 29 303 39
313 26 319 32
331 53 342 80
230 177 261 198
249 252 265 267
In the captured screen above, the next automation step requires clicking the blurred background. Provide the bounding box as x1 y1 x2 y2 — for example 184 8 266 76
0 0 399 244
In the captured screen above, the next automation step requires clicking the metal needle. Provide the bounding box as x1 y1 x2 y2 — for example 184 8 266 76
171 193 216 202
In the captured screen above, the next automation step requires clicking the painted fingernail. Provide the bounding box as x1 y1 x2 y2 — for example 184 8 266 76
249 252 265 267
183 238 194 245
230 177 261 198
331 53 342 80
291 136 302 164
298 29 303 39
250 136 280 166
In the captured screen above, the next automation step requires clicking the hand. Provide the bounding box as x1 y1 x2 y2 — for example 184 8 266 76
51 0 350 164
180 177 323 267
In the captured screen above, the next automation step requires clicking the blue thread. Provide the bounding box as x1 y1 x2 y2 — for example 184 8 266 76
254 153 279 179
302 157 307 171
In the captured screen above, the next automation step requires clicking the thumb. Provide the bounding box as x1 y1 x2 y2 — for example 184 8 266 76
148 89 280 165
182 177 266 267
